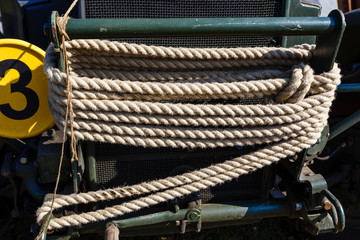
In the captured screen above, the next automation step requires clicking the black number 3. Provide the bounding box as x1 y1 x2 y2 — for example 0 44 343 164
0 59 39 120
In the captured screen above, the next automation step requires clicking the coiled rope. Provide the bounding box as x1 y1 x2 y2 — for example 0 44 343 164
37 38 341 230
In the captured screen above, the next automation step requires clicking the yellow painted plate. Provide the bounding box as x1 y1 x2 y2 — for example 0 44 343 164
0 39 54 138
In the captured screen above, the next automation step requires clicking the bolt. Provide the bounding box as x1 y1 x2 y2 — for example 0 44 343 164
189 212 199 221
175 205 180 212
323 201 332 211
187 209 201 221
20 157 28 164
295 202 303 211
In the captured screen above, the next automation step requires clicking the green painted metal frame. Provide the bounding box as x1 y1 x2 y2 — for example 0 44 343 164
68 199 293 237
110 199 292 229
84 141 97 191
47 9 360 140
282 0 321 47
37 213 53 240
46 9 346 74
64 17 334 38
42 8 360 237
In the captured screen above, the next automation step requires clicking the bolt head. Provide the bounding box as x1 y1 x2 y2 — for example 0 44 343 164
187 209 201 221
323 201 332 210
189 212 199 220
19 157 27 164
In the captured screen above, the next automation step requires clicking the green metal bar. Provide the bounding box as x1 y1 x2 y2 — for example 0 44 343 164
111 199 292 229
37 213 53 240
309 10 346 74
64 17 335 39
329 108 360 141
85 142 97 191
337 83 360 92
49 11 65 72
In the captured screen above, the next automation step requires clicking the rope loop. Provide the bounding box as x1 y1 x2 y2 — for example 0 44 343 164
275 63 314 103
39 39 341 230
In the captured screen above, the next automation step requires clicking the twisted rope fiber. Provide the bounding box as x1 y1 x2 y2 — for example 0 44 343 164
39 137 323 229
51 73 293 99
49 69 334 101
49 102 330 128
39 39 341 230
68 57 306 71
65 39 314 60
37 137 299 219
71 68 286 82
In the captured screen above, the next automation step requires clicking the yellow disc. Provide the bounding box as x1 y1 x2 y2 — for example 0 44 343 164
0 39 54 139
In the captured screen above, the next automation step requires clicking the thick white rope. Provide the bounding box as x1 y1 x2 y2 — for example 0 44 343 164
38 39 341 230
64 39 314 60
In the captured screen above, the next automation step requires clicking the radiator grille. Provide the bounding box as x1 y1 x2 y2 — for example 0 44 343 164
85 0 283 18
83 0 282 201
94 144 263 202
83 0 284 47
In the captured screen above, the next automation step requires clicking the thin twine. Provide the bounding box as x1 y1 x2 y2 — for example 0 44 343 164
35 0 79 239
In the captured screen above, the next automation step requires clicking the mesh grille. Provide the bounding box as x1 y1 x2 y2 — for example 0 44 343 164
94 144 263 202
84 0 283 18
84 0 281 201
83 0 284 47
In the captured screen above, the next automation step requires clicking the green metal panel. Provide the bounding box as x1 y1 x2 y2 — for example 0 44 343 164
309 10 346 74
282 0 321 47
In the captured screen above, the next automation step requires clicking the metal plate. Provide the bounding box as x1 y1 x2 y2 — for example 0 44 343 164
0 39 54 138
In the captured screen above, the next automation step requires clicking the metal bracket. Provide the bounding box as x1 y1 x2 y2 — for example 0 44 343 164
307 125 330 161
310 10 346 74
45 11 65 72
180 199 202 234
36 213 53 240
279 138 345 234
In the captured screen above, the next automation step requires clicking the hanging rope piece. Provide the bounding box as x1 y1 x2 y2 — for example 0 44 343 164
38 38 341 230
34 1 80 239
